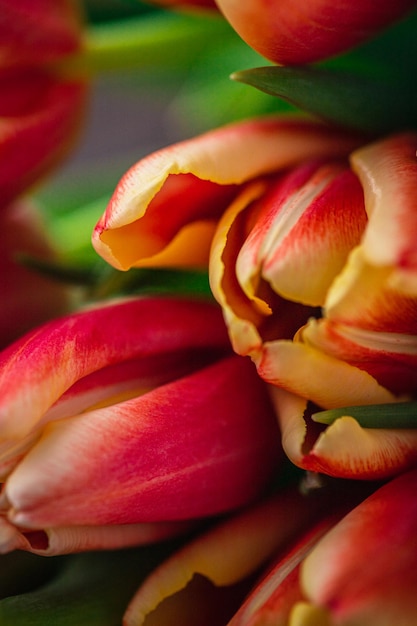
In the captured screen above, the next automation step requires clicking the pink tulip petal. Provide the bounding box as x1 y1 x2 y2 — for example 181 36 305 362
0 432 40 480
0 349 221 477
351 132 417 292
1 520 194 557
299 468 417 624
4 355 281 527
93 116 363 270
123 489 331 626
0 297 230 440
215 0 416 64
270 387 417 479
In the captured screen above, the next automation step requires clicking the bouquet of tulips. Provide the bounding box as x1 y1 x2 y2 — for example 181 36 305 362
1 0 417 624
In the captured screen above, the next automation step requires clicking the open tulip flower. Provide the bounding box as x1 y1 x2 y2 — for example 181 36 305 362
0 295 282 556
0 0 88 207
92 115 417 481
213 0 417 65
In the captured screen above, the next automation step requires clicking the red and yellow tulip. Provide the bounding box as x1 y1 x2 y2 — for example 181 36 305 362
0 296 281 555
121 469 417 625
229 468 417 626
122 485 337 626
0 0 88 207
92 115 417 480
122 465 414 626
213 0 416 64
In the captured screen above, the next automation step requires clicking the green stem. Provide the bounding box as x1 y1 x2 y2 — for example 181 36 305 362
56 12 231 78
313 401 417 429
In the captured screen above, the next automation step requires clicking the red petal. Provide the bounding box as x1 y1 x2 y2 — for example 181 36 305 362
4 356 281 526
301 468 417 623
215 0 416 64
0 0 83 67
0 69 88 206
0 297 230 440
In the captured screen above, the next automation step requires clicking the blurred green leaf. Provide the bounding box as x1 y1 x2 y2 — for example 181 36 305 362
230 10 417 134
72 12 236 76
0 552 64 600
92 266 213 299
0 544 181 625
83 0 155 24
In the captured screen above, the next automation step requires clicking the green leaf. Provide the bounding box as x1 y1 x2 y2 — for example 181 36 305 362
0 544 180 625
92 266 213 300
64 12 236 77
231 65 417 134
15 254 98 287
312 401 417 429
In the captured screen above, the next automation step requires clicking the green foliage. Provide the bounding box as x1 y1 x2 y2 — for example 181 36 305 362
231 10 417 134
313 402 417 428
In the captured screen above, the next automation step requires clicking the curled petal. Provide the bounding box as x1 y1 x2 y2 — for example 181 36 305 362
123 489 330 626
0 297 230 440
298 468 417 625
214 0 416 64
257 340 396 408
351 132 417 292
92 116 363 270
235 162 366 307
209 160 366 359
3 355 281 527
0 519 193 557
270 387 417 479
209 180 268 357
0 516 29 553
325 246 417 335
301 317 417 395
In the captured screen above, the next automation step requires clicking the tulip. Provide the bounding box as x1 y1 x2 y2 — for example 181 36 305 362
230 468 417 626
122 485 339 626
92 115 417 480
213 0 416 65
0 200 71 348
0 296 282 555
0 0 88 206
122 473 375 625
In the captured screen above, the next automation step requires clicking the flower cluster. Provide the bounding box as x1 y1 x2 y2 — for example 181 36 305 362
1 1 417 624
